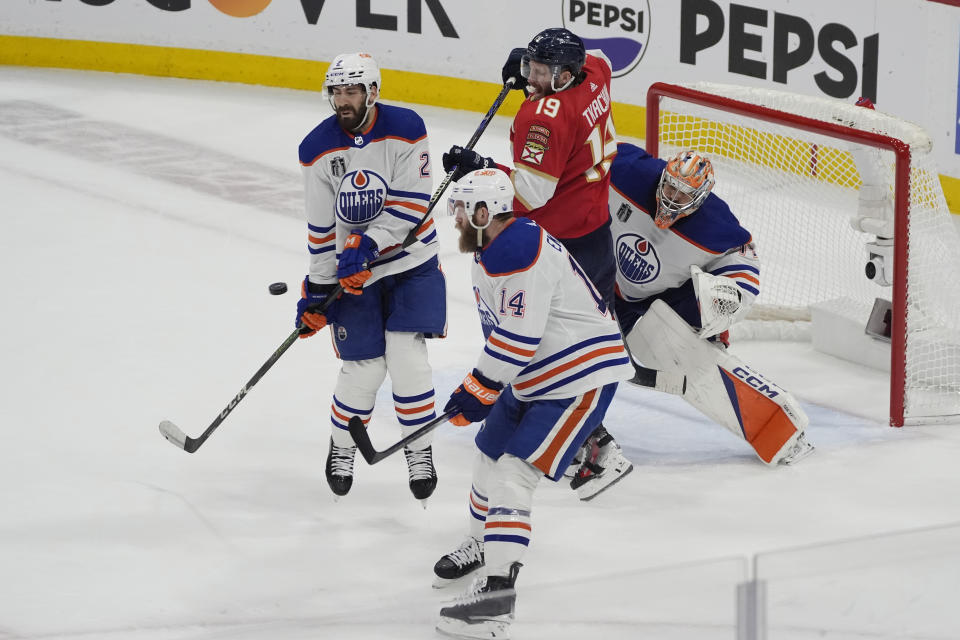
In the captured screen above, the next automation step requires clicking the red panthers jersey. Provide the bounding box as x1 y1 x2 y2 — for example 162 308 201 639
506 53 617 240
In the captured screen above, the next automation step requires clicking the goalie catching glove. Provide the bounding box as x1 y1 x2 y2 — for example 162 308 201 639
337 231 379 294
296 277 340 339
444 369 503 426
691 265 746 339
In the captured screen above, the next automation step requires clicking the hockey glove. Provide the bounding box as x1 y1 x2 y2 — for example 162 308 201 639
444 369 504 427
501 47 527 87
691 265 743 339
337 231 379 295
442 145 496 180
296 277 340 339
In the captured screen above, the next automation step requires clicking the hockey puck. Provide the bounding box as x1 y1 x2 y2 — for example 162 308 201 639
268 282 288 296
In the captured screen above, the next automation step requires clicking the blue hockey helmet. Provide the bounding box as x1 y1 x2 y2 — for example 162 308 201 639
522 28 586 93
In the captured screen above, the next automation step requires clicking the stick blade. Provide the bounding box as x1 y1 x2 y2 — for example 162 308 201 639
159 420 196 453
348 416 378 464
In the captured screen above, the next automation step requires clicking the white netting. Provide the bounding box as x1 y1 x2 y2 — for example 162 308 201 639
652 82 960 422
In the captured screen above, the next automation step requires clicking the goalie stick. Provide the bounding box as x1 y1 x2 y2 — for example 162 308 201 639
158 79 517 454
349 409 459 464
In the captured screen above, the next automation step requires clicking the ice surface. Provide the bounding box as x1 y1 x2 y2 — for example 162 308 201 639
1 67 958 639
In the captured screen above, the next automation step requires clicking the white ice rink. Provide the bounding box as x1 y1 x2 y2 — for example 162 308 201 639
1 67 959 639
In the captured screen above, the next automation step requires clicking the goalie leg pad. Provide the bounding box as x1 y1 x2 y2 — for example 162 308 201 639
330 356 387 448
385 331 436 449
628 300 809 465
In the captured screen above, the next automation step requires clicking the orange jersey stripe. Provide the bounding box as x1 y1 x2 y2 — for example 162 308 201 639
513 345 625 391
395 402 435 415
724 271 760 286
531 389 597 474
485 521 532 531
385 199 428 213
488 335 537 358
470 494 488 512
331 405 370 424
309 232 335 245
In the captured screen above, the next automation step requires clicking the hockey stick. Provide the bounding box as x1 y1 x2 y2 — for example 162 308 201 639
159 80 516 454
159 327 301 453
349 409 459 464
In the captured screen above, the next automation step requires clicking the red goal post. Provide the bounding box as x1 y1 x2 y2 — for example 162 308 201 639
645 82 960 427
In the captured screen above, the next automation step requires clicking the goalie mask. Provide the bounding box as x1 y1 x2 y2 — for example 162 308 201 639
323 52 380 114
655 150 716 229
448 169 515 247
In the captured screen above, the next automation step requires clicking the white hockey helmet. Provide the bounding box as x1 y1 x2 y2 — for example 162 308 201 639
447 168 515 228
655 150 715 229
323 52 381 111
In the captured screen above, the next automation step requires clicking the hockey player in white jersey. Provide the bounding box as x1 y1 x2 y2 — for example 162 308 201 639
295 52 447 503
434 169 634 639
609 143 813 465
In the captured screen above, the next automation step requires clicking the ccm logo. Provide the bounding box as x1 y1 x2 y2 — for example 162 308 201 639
732 367 779 399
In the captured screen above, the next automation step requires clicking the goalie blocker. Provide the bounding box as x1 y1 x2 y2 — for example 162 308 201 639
627 299 810 465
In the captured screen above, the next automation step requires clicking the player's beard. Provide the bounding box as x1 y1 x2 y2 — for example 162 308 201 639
336 104 367 132
526 80 552 102
456 218 486 253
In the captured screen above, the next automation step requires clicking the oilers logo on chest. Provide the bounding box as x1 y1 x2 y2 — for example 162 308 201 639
336 169 387 225
616 232 660 284
474 286 499 340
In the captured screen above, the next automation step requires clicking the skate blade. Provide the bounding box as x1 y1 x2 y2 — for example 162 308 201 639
578 463 634 502
432 571 479 589
436 616 510 639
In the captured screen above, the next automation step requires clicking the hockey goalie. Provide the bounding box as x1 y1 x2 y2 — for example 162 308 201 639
608 143 813 465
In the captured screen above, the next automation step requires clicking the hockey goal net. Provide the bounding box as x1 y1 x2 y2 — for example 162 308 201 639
646 82 960 426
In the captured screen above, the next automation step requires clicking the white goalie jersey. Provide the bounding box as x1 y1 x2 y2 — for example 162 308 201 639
299 103 438 287
609 143 760 323
470 217 634 401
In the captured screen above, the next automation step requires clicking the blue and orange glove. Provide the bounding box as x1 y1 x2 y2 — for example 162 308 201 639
337 231 379 294
444 369 504 426
295 277 339 339
441 145 496 180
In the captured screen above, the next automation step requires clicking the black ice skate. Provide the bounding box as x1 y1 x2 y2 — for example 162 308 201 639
404 445 437 505
570 425 633 501
325 438 356 498
433 536 484 588
436 562 521 640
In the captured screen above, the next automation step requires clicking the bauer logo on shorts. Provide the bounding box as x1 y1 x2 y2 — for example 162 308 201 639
562 0 651 78
336 169 387 224
616 232 660 284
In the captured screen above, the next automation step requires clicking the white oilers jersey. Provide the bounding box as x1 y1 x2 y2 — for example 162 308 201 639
471 217 633 401
609 143 760 305
299 103 437 286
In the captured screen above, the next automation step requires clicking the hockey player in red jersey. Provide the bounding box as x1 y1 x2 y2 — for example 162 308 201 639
441 27 630 502
434 169 633 640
